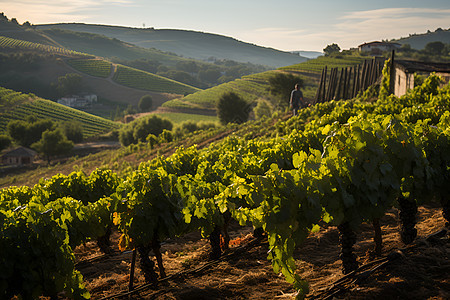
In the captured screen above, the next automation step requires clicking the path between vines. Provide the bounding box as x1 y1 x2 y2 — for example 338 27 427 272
74 204 449 300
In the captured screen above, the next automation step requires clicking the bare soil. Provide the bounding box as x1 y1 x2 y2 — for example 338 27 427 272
74 203 449 300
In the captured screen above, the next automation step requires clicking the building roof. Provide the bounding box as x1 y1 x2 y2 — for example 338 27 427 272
358 41 401 48
2 146 37 157
395 59 450 73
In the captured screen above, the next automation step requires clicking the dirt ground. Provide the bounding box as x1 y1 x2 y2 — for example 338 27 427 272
74 203 449 300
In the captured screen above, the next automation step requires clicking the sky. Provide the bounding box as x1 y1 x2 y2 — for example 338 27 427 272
0 0 449 52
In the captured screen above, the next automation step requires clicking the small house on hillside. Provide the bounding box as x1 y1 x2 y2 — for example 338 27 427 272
358 42 401 54
1 147 37 165
393 60 450 97
57 94 97 108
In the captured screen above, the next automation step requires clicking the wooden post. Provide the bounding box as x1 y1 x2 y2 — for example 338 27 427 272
314 68 325 103
129 249 137 292
321 66 328 103
389 50 395 95
343 67 349 100
354 64 361 97
352 65 358 98
345 67 352 99
330 68 339 100
325 68 336 101
335 68 344 100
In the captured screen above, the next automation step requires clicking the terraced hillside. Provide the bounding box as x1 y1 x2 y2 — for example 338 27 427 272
163 55 369 111
0 35 91 58
38 27 191 65
0 87 121 137
66 59 112 78
112 64 200 94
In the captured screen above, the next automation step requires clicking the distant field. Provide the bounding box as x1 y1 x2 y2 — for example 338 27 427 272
151 112 218 124
112 64 200 94
0 87 121 138
0 35 91 58
280 55 367 73
163 55 370 110
66 58 112 78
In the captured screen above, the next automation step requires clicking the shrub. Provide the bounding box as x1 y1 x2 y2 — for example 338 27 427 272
138 95 153 112
118 115 173 146
217 92 251 125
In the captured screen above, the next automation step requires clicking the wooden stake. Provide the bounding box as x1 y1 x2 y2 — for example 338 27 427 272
129 248 137 292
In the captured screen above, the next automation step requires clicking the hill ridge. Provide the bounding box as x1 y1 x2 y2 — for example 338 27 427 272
36 23 309 68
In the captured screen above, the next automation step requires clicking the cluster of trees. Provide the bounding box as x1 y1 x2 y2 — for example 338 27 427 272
398 41 450 59
0 53 84 100
118 114 219 147
118 115 173 146
1 116 84 162
0 12 31 27
112 57 268 89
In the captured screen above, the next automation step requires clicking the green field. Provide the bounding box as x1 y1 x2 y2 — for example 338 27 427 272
0 35 91 58
0 87 121 137
151 112 218 124
112 64 200 94
66 59 112 78
163 55 370 110
279 55 367 73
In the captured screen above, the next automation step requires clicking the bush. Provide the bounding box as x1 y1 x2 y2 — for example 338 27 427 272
118 115 173 146
254 99 273 119
0 134 11 151
217 92 251 125
61 121 83 143
7 118 54 147
138 95 153 112
31 129 73 163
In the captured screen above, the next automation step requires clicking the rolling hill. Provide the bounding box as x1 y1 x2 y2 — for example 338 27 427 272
0 35 200 117
162 55 368 111
0 87 121 138
36 23 309 68
392 28 450 49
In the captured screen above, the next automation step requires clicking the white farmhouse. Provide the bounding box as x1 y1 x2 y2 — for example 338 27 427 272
358 42 401 53
57 94 97 108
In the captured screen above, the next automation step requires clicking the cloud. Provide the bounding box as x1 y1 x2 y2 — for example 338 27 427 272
323 8 450 49
0 0 136 24
239 7 450 51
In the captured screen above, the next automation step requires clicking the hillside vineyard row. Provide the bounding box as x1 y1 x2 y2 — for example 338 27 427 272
1 74 450 299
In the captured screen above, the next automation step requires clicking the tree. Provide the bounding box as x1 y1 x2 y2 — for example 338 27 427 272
424 41 445 55
138 95 153 112
7 118 54 147
198 68 221 84
176 61 199 74
61 121 84 143
0 135 11 151
31 129 73 163
55 73 82 96
268 73 304 109
118 115 173 146
323 43 341 56
217 92 250 125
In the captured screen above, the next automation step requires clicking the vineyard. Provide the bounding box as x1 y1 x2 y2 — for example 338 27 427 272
161 55 366 111
1 69 450 299
66 59 112 78
112 64 200 95
0 35 92 58
0 88 121 137
279 55 366 73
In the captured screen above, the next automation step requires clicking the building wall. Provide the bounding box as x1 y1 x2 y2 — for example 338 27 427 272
394 67 414 97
